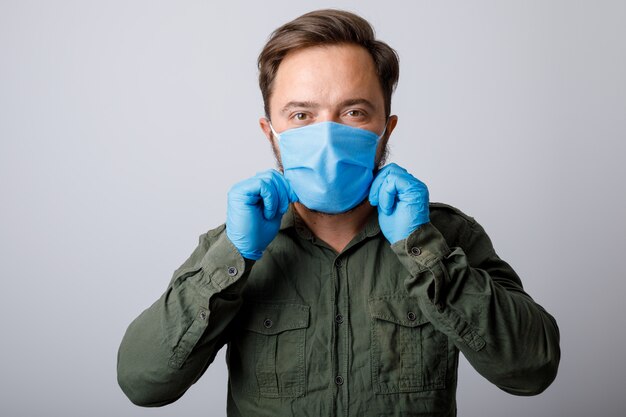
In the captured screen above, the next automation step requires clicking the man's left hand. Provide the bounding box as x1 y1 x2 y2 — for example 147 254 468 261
369 163 430 244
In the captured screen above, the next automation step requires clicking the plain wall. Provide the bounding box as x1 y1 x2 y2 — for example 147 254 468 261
1 1 625 416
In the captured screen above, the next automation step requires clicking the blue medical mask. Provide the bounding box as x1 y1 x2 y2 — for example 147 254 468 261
270 121 386 214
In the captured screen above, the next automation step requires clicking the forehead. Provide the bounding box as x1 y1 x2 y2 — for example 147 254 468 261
270 44 384 113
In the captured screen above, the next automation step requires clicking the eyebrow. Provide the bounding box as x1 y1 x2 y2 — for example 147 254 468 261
280 98 377 114
338 98 377 111
280 101 319 114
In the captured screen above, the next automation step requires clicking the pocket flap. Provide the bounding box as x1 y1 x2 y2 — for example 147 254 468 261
243 303 310 335
369 296 427 327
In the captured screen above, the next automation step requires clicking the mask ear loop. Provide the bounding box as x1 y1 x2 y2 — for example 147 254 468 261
268 121 281 142
378 118 390 140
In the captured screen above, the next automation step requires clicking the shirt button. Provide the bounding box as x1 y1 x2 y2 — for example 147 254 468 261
263 318 273 329
335 314 344 324
410 247 422 256
334 259 343 268
227 266 238 276
407 311 417 321
335 375 344 385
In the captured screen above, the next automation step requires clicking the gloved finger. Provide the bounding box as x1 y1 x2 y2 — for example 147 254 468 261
228 177 263 206
378 175 399 215
389 170 417 198
267 170 297 214
255 170 284 216
369 165 392 206
284 176 299 204
396 175 428 203
369 163 406 206
257 177 279 220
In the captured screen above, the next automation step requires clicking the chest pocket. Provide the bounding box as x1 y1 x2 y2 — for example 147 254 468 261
369 296 447 394
229 302 309 398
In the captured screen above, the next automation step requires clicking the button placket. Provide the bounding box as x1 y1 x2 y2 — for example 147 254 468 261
333 254 348 402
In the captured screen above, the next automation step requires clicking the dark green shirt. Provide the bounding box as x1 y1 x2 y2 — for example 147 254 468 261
117 203 560 416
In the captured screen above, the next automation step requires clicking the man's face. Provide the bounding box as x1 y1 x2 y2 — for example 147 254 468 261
259 43 397 170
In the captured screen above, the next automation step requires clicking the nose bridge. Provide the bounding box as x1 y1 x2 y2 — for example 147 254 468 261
317 107 341 124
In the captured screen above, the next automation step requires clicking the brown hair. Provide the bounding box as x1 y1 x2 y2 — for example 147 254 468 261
258 9 399 119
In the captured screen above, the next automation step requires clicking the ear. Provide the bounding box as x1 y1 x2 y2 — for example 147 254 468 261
260 117 284 172
379 114 398 148
375 115 398 167
385 115 398 138
259 117 274 143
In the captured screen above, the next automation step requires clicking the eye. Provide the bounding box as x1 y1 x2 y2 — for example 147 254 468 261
293 112 308 121
346 109 366 119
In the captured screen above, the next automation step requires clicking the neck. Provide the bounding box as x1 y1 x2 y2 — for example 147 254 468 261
293 201 375 254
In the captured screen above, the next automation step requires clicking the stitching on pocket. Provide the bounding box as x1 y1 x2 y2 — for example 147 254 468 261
235 303 309 398
370 295 447 394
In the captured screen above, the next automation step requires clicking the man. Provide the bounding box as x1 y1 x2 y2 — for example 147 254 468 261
117 9 560 416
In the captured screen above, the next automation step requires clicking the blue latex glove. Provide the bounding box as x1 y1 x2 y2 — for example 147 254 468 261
369 163 430 244
226 169 298 260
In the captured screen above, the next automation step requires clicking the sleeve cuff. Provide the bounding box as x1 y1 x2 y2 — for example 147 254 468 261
391 222 451 276
199 227 251 293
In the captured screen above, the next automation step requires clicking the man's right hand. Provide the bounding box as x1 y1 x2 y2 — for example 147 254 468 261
226 169 298 260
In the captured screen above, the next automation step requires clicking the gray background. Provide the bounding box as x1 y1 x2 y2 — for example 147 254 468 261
1 0 624 416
